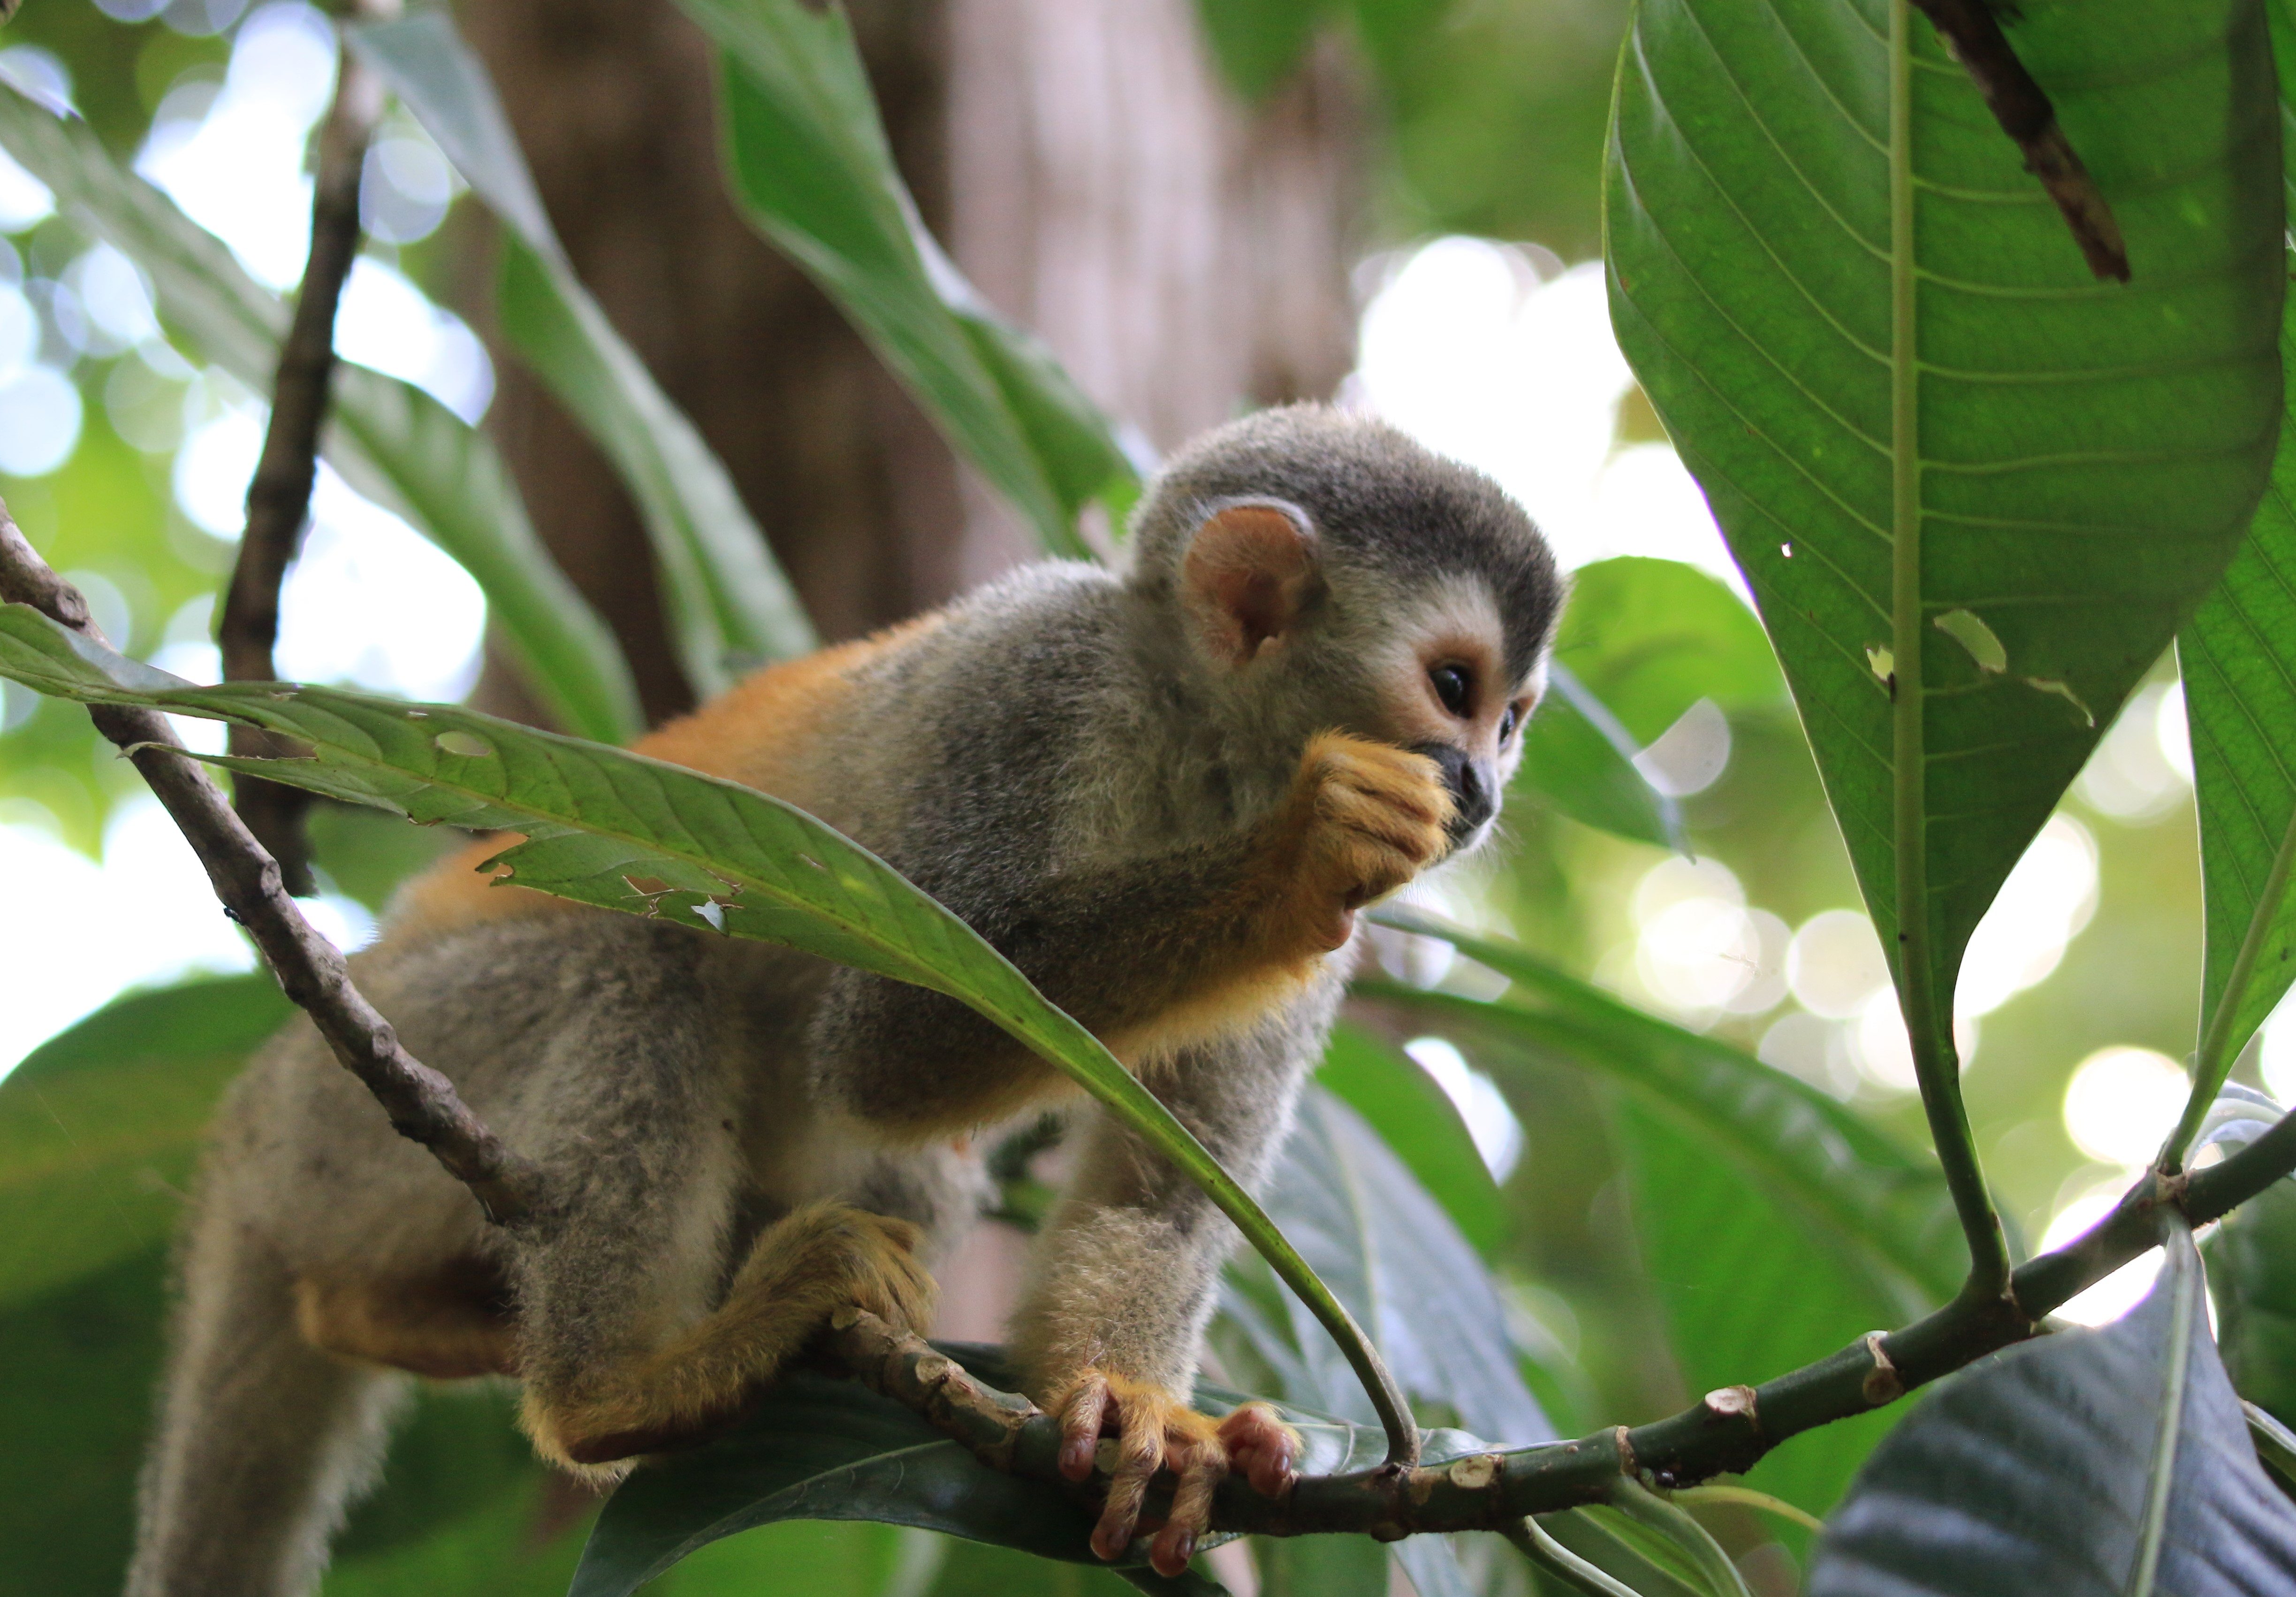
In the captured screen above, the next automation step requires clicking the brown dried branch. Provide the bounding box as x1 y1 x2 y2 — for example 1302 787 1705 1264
218 24 387 893
0 501 546 1226
825 1116 2296 1544
1910 0 2129 283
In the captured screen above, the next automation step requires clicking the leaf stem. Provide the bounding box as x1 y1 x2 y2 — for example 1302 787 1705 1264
1888 0 2009 1300
1503 1518 1646 1597
1608 1478 1753 1597
2164 803 2296 1168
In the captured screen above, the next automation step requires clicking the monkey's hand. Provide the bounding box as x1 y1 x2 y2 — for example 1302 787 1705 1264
1053 1370 1301 1575
1273 732 1453 953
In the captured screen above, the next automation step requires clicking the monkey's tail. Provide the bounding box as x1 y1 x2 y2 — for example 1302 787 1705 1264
126 1188 406 1597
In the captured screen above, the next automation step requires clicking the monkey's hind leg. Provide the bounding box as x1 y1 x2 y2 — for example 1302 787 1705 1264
521 1200 935 1469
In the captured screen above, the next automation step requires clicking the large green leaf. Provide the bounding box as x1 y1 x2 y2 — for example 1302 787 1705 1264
574 1344 1468 1596
1367 909 1963 1310
1520 661 1684 850
1244 1087 1549 1446
1516 557 1787 848
0 604 1390 1441
1807 1226 2296 1595
1313 1022 1505 1257
0 1249 169 1597
2175 4 2296 1137
1614 1100 1907 1529
0 974 289 1308
1214 1088 1538 1597
2207 1168 2296 1432
1606 0 2283 1051
0 82 642 743
674 0 1138 559
352 13 819 695
2201 1085 2296 1431
1549 557 1784 742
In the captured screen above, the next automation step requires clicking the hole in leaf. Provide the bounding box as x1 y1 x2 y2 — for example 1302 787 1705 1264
1934 608 2007 673
1866 645 1894 681
1780 542 1793 558
434 730 494 758
2025 677 2095 726
693 900 726 931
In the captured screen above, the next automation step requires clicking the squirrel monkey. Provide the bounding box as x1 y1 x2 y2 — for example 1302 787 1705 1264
126 405 1561 1593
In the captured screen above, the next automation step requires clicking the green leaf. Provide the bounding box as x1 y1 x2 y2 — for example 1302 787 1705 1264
1313 1021 1505 1256
1518 660 1684 850
575 1344 1471 1596
0 604 1392 1444
0 974 289 1308
1550 557 1784 742
1606 0 2283 1057
1366 909 1963 1310
2175 20 2296 1133
1217 1088 1538 1597
2206 1167 2296 1432
1519 548 1787 850
0 81 642 744
352 14 820 695
2201 1086 2296 1430
1246 1086 1549 1445
0 1249 168 1597
1613 1099 1907 1528
674 0 1137 559
1807 1226 2296 1595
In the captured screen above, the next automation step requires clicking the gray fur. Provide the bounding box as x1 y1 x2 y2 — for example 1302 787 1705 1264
129 404 1558 1595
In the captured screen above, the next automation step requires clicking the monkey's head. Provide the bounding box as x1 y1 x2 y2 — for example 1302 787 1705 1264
1127 404 1565 859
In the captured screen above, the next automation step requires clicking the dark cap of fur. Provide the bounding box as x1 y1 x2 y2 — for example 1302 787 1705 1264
1126 405 1564 682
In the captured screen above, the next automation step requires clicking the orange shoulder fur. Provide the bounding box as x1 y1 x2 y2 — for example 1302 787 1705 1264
385 612 943 940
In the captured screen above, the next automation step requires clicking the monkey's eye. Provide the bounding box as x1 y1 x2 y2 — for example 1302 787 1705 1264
1499 703 1520 742
1429 665 1471 717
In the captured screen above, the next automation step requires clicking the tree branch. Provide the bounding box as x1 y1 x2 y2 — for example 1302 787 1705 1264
0 501 545 1226
218 15 386 894
1907 0 2127 282
823 1113 2296 1542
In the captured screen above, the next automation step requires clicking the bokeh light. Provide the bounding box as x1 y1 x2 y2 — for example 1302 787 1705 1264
1353 238 1739 587
2074 682 2191 825
1404 1034 1525 1181
1955 815 2099 1019
2039 1179 2161 1326
2061 1046 2188 1168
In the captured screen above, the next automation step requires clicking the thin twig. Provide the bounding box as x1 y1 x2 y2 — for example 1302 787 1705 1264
217 14 386 894
1908 0 2128 282
0 501 546 1226
821 1110 2296 1541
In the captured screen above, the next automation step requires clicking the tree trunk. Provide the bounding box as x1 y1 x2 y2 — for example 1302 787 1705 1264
456 0 1360 726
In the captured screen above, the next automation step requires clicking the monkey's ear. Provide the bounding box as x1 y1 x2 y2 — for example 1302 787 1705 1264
1180 501 1319 668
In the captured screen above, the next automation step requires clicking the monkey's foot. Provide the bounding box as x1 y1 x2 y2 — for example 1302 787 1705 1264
1285 733 1453 950
525 1203 936 1471
1052 1370 1301 1576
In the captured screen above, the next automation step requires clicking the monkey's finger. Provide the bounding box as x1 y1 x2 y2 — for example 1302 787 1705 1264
1150 1447 1227 1575
1218 1403 1301 1498
1091 1451 1158 1562
1057 1378 1111 1483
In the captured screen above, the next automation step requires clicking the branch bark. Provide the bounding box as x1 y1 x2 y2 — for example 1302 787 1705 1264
217 22 387 894
823 1115 2296 1543
1908 0 2128 282
0 500 545 1227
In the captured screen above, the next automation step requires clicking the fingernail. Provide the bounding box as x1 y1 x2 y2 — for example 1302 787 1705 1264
1170 1532 1195 1567
1060 1440 1091 1480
